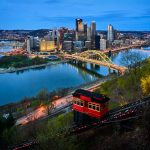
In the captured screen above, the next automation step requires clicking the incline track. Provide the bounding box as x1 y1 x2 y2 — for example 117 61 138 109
72 96 150 134
10 96 150 150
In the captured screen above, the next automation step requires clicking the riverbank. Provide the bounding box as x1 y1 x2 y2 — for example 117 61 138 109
16 76 114 125
0 75 115 119
0 60 69 74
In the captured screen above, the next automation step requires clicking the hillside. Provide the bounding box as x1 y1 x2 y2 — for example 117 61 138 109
0 58 150 150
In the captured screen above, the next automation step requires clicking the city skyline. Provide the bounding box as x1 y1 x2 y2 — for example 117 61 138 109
0 0 150 30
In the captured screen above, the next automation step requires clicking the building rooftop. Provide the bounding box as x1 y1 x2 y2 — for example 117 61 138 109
73 89 110 104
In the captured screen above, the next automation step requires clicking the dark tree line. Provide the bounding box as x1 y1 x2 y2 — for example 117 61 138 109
0 55 49 68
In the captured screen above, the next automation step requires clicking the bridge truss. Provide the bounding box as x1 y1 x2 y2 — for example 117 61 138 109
77 50 112 64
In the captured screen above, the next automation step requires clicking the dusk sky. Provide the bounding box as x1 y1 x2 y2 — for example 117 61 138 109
0 0 150 30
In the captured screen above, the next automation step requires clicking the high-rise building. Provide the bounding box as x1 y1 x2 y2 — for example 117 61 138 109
73 41 84 51
76 19 84 32
45 28 58 41
64 33 74 41
26 36 40 53
53 28 58 38
75 19 86 41
62 41 73 51
33 37 40 48
83 23 88 41
87 27 91 41
91 21 96 49
40 40 57 51
91 21 96 39
26 37 31 53
107 24 114 42
85 41 91 50
84 23 87 34
76 31 86 41
95 35 100 49
59 27 68 44
100 39 107 50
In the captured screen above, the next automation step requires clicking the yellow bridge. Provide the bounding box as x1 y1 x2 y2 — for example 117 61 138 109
63 50 127 75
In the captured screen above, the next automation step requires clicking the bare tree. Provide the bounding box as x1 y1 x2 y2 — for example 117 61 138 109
120 50 147 71
43 101 56 116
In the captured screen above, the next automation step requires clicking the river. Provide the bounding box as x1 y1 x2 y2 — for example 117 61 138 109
0 43 150 105
0 41 14 53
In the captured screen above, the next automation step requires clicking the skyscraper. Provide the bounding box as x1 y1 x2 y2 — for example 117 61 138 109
91 21 96 49
62 41 73 51
83 23 87 34
26 36 40 53
91 21 96 39
107 24 114 42
26 37 31 53
95 35 100 49
76 19 84 32
100 39 107 50
85 41 91 50
87 27 91 41
75 19 85 41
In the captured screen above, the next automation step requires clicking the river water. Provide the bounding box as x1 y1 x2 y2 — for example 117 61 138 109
0 42 150 105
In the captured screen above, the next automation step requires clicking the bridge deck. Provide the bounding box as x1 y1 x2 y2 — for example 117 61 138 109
64 54 127 75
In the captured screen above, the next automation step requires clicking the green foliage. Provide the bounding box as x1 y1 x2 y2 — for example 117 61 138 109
0 55 49 68
1 126 17 145
29 29 49 38
36 112 80 150
109 101 120 110
37 89 49 101
141 75 150 95
0 113 15 142
31 100 41 108
96 58 150 103
5 113 15 128
0 116 5 135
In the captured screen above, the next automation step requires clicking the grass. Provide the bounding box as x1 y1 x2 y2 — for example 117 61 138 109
109 101 120 110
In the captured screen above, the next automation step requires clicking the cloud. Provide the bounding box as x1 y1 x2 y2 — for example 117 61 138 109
0 0 150 30
38 10 127 22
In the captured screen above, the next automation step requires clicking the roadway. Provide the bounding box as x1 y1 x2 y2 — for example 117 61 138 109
102 43 150 54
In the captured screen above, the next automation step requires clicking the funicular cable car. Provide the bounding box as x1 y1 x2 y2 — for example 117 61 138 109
72 89 110 125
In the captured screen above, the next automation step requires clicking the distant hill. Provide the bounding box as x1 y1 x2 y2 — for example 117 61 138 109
29 29 50 38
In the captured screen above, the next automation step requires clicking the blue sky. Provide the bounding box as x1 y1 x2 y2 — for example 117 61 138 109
0 0 150 30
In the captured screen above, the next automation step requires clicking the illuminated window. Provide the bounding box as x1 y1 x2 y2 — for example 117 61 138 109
88 102 100 112
73 98 84 107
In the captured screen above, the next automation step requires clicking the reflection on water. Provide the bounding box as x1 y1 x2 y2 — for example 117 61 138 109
15 66 46 75
0 63 98 105
0 46 150 106
0 41 13 53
